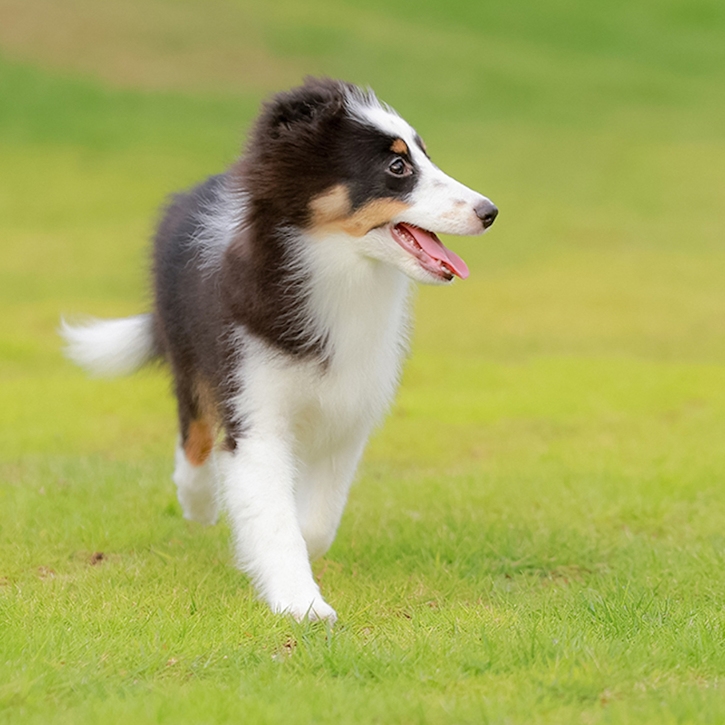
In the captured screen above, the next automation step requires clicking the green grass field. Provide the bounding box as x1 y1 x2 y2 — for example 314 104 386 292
2 0 725 722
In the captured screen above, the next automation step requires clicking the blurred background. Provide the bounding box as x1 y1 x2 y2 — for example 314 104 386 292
0 0 724 466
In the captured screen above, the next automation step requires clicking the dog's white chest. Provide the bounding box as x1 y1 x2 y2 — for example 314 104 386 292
302 266 411 452
238 252 411 458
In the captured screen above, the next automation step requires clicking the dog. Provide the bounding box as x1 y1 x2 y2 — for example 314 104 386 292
61 77 498 622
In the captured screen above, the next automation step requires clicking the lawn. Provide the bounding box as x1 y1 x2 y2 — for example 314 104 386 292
1 0 725 722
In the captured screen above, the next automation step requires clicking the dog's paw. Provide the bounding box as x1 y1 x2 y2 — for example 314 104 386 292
177 487 219 526
271 596 338 624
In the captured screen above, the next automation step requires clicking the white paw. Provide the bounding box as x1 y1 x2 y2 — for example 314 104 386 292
303 533 335 562
176 484 219 526
271 596 338 623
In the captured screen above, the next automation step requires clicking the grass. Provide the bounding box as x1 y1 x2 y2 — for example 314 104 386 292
1 0 725 721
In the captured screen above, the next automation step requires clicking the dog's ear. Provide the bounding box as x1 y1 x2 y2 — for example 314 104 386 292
267 78 346 138
272 98 324 131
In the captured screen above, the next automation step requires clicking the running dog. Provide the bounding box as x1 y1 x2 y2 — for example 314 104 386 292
62 77 498 622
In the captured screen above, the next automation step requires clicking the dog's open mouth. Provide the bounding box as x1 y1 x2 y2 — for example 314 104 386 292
391 222 469 281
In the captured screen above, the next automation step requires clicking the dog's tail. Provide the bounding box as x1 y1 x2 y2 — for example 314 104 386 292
60 314 160 377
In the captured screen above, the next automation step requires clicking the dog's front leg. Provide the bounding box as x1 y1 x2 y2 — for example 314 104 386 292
296 432 368 561
217 428 337 622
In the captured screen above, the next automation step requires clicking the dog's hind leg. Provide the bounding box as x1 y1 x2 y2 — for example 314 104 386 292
172 377 219 525
172 431 219 526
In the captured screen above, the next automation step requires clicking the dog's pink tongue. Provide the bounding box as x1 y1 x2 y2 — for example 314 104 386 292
400 223 470 279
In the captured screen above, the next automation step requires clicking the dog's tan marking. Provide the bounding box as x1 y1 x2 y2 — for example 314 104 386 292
310 184 352 226
338 199 410 237
391 138 408 155
185 419 214 466
310 189 410 238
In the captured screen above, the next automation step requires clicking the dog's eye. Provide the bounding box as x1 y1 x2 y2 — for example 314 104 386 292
388 158 409 176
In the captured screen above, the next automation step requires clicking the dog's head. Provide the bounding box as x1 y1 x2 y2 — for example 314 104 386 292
243 77 497 284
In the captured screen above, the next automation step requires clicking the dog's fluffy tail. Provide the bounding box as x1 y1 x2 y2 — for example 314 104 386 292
60 314 159 377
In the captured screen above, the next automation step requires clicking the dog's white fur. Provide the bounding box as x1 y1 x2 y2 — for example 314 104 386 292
60 314 155 377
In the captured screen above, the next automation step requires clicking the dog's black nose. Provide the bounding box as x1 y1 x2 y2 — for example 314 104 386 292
475 199 498 229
